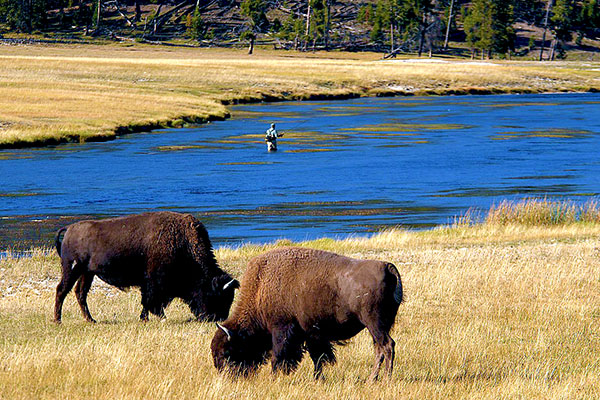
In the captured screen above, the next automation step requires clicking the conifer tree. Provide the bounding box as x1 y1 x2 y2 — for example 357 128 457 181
308 0 328 50
550 0 576 59
187 6 205 41
578 0 600 41
240 0 269 54
464 0 514 58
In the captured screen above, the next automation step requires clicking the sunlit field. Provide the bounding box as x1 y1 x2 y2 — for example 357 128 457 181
1 43 599 147
2 200 600 399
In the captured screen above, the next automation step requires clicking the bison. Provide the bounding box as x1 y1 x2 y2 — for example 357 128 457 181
54 211 239 323
211 246 403 381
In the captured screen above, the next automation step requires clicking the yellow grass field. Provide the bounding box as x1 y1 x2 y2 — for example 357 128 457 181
1 43 599 147
1 223 599 399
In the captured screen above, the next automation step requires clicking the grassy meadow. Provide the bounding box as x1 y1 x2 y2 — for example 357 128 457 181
2 41 600 398
1 43 600 147
2 200 600 399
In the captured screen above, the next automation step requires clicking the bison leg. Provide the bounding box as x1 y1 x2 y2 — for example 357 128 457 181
139 307 149 322
140 282 167 322
270 323 305 375
306 339 336 380
365 326 395 382
74 273 96 323
54 260 84 323
139 304 166 321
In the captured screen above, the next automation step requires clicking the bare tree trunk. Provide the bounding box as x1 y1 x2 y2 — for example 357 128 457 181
153 3 163 35
134 1 141 22
304 0 311 50
390 22 394 54
324 0 331 50
96 0 102 28
443 0 454 50
114 0 136 27
550 38 557 60
539 0 552 61
417 14 426 57
153 0 191 33
248 36 254 54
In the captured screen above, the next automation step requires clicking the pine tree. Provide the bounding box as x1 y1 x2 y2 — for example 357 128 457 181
241 0 269 32
186 6 205 41
464 0 514 58
550 0 577 59
308 0 328 50
0 0 49 32
370 0 389 45
578 0 600 42
0 0 30 32
279 13 305 50
464 0 491 57
31 0 48 31
491 0 515 56
402 0 435 56
240 0 269 54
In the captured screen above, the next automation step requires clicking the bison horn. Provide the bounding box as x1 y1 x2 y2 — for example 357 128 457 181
216 322 232 341
223 279 237 291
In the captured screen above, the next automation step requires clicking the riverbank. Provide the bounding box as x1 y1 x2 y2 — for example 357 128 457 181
1 43 599 149
1 220 599 399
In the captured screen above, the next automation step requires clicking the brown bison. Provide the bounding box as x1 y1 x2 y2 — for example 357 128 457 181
54 211 239 323
211 246 403 381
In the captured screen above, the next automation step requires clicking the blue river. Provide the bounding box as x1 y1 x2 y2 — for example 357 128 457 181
1 93 599 249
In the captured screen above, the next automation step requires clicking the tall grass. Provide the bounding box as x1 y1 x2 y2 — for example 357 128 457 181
486 198 600 226
2 221 600 398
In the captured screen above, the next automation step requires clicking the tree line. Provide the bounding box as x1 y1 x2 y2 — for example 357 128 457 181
1 0 599 59
357 0 599 59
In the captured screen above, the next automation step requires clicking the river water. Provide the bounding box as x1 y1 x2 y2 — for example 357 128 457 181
1 93 599 249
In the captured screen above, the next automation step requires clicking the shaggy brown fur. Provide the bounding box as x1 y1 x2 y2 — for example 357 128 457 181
211 246 403 381
54 212 239 323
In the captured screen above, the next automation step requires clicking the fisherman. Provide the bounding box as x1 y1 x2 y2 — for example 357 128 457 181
265 123 283 152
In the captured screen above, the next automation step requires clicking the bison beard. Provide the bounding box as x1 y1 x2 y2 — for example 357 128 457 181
211 247 403 381
53 212 239 323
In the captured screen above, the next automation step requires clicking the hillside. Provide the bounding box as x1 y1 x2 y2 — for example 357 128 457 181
1 0 599 60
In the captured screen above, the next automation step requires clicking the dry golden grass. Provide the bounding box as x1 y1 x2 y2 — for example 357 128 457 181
485 198 600 226
1 43 599 147
2 223 600 399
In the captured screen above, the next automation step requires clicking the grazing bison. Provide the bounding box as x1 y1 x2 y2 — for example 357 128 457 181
54 211 239 323
211 246 403 381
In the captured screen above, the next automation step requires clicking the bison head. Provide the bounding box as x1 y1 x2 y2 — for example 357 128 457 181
187 275 239 321
211 323 269 376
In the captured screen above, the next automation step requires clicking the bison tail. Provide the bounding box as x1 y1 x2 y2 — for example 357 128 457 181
55 227 68 256
386 263 403 304
393 275 403 304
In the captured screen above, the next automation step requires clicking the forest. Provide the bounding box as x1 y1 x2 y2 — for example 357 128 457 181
1 1 599 59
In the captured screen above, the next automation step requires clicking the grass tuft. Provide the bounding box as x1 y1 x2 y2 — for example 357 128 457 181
485 198 600 226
